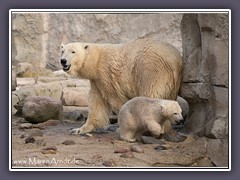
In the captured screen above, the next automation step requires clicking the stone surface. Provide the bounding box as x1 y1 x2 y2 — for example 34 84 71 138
114 146 131 153
102 159 116 167
22 96 63 123
12 94 20 115
206 139 228 167
12 13 182 71
141 136 165 145
32 119 61 129
180 13 229 138
37 76 67 83
19 123 33 129
62 140 76 145
63 106 88 121
130 145 144 153
41 146 57 154
53 70 70 78
25 136 35 144
17 78 36 87
120 152 135 158
12 70 17 91
20 129 43 138
62 88 89 107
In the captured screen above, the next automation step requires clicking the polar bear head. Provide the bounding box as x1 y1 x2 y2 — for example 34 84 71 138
160 100 183 124
60 43 89 77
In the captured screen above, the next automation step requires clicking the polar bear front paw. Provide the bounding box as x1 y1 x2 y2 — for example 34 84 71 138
70 123 95 135
70 128 83 135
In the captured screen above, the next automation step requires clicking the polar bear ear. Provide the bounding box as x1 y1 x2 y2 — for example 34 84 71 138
160 104 168 116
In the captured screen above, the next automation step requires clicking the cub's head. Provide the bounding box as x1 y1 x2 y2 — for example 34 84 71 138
60 43 89 76
160 100 183 124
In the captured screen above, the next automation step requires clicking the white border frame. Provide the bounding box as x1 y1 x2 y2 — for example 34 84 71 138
9 9 231 171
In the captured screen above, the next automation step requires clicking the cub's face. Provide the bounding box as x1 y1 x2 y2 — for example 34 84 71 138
60 43 88 76
161 101 183 124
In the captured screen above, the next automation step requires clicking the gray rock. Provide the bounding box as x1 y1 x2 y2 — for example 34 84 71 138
130 145 144 153
15 62 32 77
16 78 36 87
12 94 20 115
37 76 67 83
120 152 135 158
20 129 44 138
35 139 46 146
107 124 119 132
22 96 63 123
41 146 57 154
194 157 215 167
62 140 76 145
19 123 33 129
12 70 17 91
63 106 88 121
180 14 229 138
102 159 116 167
207 139 228 167
141 136 165 145
25 136 35 144
61 88 89 107
114 146 131 153
154 145 167 151
53 70 70 78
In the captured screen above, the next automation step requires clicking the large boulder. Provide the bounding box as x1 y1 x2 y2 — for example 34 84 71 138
22 96 63 123
180 14 229 138
61 88 89 107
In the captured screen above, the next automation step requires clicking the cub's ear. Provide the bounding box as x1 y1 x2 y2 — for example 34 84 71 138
84 45 89 49
61 44 64 49
160 104 166 114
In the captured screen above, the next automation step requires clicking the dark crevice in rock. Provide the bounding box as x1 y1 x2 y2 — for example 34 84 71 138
213 84 228 88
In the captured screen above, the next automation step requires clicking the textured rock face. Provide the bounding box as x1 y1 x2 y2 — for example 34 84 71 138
22 96 63 123
180 14 229 138
12 13 182 70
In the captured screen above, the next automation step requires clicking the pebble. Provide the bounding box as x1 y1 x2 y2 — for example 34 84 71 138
32 119 60 129
25 136 35 144
141 136 165 145
114 146 131 153
20 129 43 138
195 157 215 167
35 139 46 146
107 124 119 132
120 152 135 158
19 123 33 129
130 145 144 153
102 159 117 167
154 145 167 151
163 133 187 142
62 140 76 145
41 146 57 154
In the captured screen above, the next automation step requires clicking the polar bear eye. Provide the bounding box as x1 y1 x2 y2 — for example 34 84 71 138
72 51 75 54
173 113 178 115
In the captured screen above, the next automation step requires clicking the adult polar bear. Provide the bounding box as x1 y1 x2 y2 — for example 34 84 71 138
60 38 183 134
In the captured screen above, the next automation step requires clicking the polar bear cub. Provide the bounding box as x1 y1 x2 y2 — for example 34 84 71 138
118 97 183 142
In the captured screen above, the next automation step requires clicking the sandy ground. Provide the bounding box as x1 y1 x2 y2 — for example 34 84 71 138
11 115 221 169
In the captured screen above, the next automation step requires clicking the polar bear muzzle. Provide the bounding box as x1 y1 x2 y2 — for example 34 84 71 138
60 59 71 71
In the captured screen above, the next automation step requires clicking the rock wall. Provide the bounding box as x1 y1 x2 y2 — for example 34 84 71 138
180 14 229 139
12 13 182 70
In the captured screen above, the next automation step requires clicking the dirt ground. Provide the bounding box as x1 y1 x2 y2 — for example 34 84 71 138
11 115 226 169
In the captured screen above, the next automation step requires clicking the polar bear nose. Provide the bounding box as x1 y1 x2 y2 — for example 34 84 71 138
60 59 67 66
